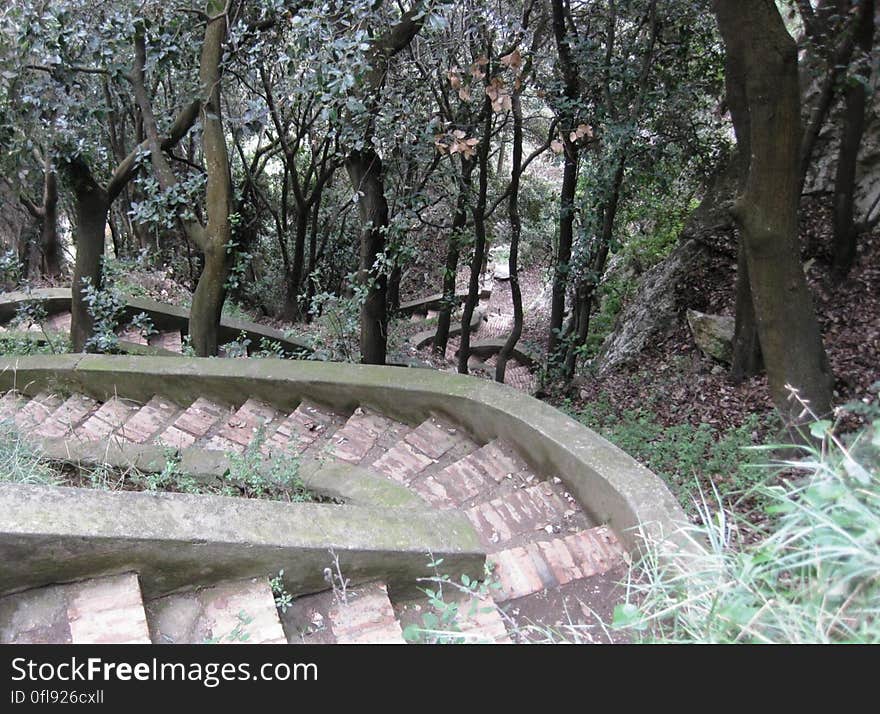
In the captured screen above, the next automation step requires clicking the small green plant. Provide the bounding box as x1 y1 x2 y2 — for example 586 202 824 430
0 332 71 356
402 555 504 644
180 334 197 357
220 331 251 359
225 425 310 501
270 569 294 613
204 611 254 644
0 419 61 486
80 275 126 353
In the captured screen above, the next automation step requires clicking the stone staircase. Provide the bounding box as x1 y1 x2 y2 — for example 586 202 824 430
411 276 537 393
0 385 627 644
2 310 186 354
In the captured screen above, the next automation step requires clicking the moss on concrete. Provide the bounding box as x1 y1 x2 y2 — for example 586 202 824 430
0 483 482 599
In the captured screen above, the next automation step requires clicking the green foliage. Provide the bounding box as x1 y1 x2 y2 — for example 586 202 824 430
219 330 251 358
402 557 504 645
0 418 60 486
269 569 294 613
0 249 21 289
614 405 880 643
224 425 311 502
80 258 157 353
2 298 71 355
582 274 636 359
575 400 768 508
0 332 70 356
306 283 364 363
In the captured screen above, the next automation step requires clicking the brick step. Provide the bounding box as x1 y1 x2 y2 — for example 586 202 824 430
13 391 64 430
145 577 287 644
327 407 407 465
489 526 625 602
465 481 588 547
263 399 346 458
156 396 229 449
74 396 139 442
370 415 479 484
118 327 149 346
44 311 72 333
119 395 183 444
148 331 183 353
0 573 151 644
281 582 405 644
408 438 533 509
202 397 284 453
34 393 100 439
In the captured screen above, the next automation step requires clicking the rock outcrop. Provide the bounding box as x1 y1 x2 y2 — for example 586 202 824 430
686 309 735 363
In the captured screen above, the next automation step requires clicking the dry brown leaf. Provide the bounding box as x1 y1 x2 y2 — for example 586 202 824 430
500 49 522 70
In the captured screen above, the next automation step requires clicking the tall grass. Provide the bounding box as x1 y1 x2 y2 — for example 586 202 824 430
613 395 880 644
0 419 61 486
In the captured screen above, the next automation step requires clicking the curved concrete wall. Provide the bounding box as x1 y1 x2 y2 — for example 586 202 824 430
0 354 688 553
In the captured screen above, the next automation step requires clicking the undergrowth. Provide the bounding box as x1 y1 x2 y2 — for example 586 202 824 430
573 399 769 512
613 387 880 644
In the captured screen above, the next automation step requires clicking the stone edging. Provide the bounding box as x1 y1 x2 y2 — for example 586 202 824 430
38 437 425 509
0 354 689 554
0 288 312 356
0 482 482 599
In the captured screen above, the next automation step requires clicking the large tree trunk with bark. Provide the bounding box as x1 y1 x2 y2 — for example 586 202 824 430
189 246 229 356
188 7 234 357
66 159 110 352
39 159 62 276
715 0 834 426
727 58 764 382
547 0 581 372
346 149 389 365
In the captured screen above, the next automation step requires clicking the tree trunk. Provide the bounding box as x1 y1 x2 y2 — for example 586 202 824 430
188 6 234 357
434 157 473 356
715 0 834 426
387 264 401 314
346 149 388 365
66 159 110 352
458 94 492 375
282 209 309 321
832 0 874 278
730 240 763 381
189 246 229 356
496 90 525 384
40 159 62 277
547 0 581 372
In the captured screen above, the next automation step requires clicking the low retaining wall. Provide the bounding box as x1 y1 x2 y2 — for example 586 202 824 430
0 355 688 554
0 483 482 599
0 288 311 356
39 438 425 509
